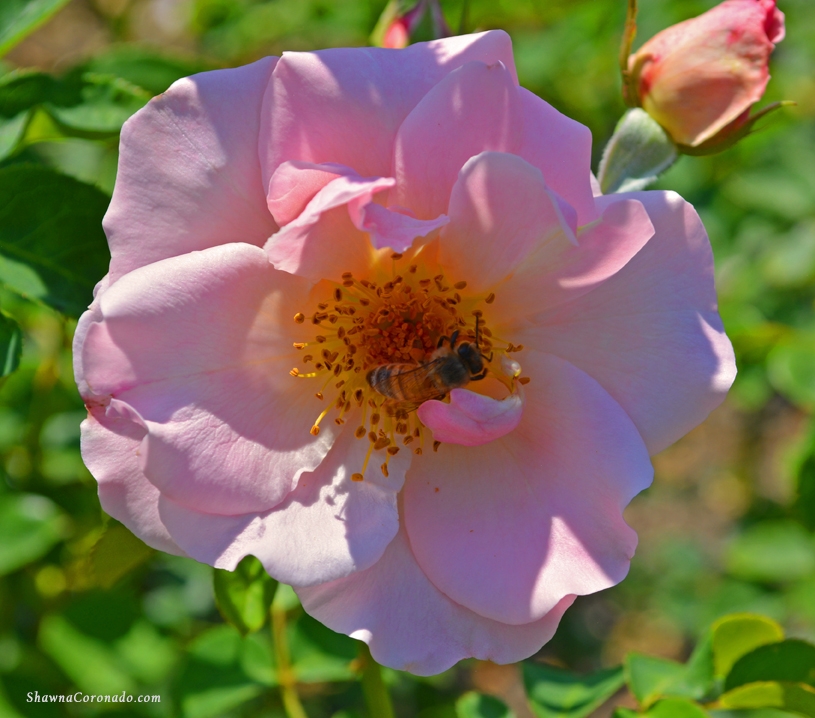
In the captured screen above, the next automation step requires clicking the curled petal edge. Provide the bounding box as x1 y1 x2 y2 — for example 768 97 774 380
417 383 524 447
353 202 449 253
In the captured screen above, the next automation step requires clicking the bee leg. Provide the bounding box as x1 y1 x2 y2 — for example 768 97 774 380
470 369 489 382
482 351 494 362
437 332 456 349
449 330 460 347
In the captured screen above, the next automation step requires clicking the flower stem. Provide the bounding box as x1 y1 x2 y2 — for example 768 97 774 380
271 603 308 718
358 643 395 718
619 0 639 106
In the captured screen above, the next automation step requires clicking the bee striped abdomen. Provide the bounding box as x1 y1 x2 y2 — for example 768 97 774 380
366 362 448 403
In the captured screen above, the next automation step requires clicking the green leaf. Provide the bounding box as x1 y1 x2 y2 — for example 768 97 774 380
646 698 710 718
725 521 815 584
46 73 149 137
712 614 785 679
182 684 264 718
239 632 277 686
84 46 209 95
627 655 694 708
768 337 815 408
795 441 815 532
0 113 27 161
289 611 358 683
0 69 147 146
597 108 678 193
0 165 110 317
0 0 72 56
625 632 714 709
178 626 265 718
523 663 625 718
719 682 815 718
0 70 59 159
73 523 154 590
726 641 815 691
188 624 243 665
38 614 136 694
456 691 516 718
0 70 60 117
0 310 22 377
115 619 178 685
213 555 277 636
0 492 67 575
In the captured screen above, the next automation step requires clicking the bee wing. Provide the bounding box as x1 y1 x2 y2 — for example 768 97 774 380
392 357 448 402
369 358 447 404
383 398 424 415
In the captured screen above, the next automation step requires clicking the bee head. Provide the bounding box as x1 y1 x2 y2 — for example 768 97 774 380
456 342 484 375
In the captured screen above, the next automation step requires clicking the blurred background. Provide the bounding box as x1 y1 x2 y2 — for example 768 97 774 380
0 0 814 716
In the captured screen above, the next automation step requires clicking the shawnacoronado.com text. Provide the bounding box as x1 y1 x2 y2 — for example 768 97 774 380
27 692 160 703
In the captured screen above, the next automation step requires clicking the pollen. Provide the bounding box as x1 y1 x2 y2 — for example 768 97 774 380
289 249 524 479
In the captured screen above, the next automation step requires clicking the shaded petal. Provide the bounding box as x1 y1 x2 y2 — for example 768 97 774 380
417 387 523 447
105 58 278 284
356 204 449 253
393 62 524 220
298 525 574 675
524 190 736 455
261 31 517 187
82 408 184 556
439 152 574 294
157 426 410 586
74 275 110 400
495 196 655 319
405 351 653 625
267 160 356 226
265 174 394 282
81 243 333 515
517 88 598 224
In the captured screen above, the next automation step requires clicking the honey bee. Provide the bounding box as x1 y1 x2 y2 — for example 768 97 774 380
367 323 491 410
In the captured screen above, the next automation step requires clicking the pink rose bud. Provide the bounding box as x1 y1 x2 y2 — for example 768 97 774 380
374 0 427 49
382 17 411 49
628 0 785 149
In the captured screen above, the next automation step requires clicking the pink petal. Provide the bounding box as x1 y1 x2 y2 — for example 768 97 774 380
80 243 333 515
265 174 394 282
157 426 410 586
590 172 602 197
260 31 517 188
417 387 523 447
393 61 524 220
524 191 736 455
105 58 278 284
355 203 449 253
404 351 653 625
82 408 184 555
298 525 574 675
267 160 356 226
517 88 598 224
74 275 110 400
495 197 655 319
439 152 575 293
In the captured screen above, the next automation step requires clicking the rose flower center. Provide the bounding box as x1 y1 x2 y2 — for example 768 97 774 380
289 251 525 481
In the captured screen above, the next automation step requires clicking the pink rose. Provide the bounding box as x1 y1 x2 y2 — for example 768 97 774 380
74 31 735 674
628 0 785 148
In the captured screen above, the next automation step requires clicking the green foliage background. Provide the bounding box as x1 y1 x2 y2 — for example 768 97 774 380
0 0 814 716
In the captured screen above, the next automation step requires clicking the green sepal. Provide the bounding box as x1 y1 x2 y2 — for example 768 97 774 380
597 108 677 194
